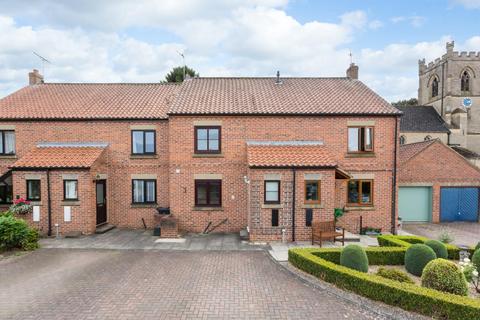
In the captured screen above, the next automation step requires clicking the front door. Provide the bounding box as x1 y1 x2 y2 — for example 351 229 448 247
96 180 107 225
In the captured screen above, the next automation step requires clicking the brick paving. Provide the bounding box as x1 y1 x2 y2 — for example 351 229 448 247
402 222 480 247
0 249 387 320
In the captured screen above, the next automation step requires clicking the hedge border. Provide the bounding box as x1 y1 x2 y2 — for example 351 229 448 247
289 248 480 320
377 235 475 260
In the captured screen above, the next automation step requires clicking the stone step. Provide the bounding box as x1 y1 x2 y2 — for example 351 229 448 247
344 231 360 242
95 224 116 234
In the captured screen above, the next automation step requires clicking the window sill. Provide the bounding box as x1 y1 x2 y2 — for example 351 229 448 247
262 204 283 209
61 201 80 206
345 153 376 158
130 154 158 159
0 155 17 159
193 206 223 211
192 153 224 158
302 204 324 209
131 203 157 208
29 201 42 206
344 206 375 211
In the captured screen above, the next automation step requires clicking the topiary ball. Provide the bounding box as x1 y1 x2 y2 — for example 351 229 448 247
424 239 448 259
405 244 436 276
473 249 480 272
340 244 369 273
475 242 480 253
421 258 468 296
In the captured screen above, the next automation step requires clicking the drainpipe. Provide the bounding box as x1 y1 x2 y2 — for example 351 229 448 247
47 168 52 237
440 61 445 116
391 118 399 235
291 168 296 242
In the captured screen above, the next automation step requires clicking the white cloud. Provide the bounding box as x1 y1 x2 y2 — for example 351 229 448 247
452 0 480 9
368 20 383 30
391 15 426 27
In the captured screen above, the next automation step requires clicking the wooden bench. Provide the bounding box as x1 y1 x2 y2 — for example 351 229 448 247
311 221 345 247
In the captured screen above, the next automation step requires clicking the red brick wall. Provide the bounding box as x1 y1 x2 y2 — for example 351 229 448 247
1 120 170 234
168 115 398 238
399 141 480 222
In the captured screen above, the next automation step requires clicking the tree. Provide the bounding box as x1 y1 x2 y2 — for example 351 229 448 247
391 98 418 107
164 66 198 83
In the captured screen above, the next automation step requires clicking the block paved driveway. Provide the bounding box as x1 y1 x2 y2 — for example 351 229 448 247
0 249 388 320
402 222 480 247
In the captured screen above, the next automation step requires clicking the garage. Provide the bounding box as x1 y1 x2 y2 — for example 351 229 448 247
399 186 432 222
440 187 479 222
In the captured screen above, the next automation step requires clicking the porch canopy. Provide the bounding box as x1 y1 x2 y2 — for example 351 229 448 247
246 141 350 179
10 142 107 170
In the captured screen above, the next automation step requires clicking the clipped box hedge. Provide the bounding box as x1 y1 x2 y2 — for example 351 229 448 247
311 247 406 265
377 235 474 260
289 248 480 320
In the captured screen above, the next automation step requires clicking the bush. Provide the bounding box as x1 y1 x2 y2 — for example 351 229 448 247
475 242 480 252
313 246 406 265
425 239 448 259
289 248 480 320
421 259 468 296
376 267 414 284
340 244 369 272
438 230 454 244
405 244 436 276
0 213 39 251
473 249 480 272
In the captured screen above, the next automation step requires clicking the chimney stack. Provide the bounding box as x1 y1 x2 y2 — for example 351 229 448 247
346 63 359 80
29 69 44 85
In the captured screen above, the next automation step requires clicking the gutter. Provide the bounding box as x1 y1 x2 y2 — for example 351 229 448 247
391 118 399 234
291 168 296 242
47 168 52 237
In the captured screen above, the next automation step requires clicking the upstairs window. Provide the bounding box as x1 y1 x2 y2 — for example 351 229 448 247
348 127 374 153
131 130 156 155
461 71 470 92
0 131 15 155
264 180 280 204
132 179 156 204
431 77 439 98
348 180 373 206
26 180 41 201
195 180 221 207
194 126 221 154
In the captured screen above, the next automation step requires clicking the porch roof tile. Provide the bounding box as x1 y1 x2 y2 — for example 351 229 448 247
246 141 337 168
11 145 106 169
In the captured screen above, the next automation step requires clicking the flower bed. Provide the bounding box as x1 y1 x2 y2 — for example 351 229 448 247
289 248 480 320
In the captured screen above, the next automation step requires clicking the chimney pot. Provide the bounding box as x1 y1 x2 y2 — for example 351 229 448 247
275 70 282 84
29 69 44 85
346 63 359 80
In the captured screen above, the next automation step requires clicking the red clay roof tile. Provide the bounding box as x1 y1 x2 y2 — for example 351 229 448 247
247 141 337 168
170 77 400 115
11 146 105 169
0 83 179 120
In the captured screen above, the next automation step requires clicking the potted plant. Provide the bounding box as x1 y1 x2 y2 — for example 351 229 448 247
9 198 33 215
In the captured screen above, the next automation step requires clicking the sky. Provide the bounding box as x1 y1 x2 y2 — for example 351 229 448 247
1 0 480 101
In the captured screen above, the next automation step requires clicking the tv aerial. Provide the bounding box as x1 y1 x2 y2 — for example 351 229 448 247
33 51 52 75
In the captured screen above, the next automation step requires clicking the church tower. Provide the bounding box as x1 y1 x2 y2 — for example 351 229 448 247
418 41 480 151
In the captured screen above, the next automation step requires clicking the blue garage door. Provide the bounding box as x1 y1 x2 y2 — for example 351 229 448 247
440 187 479 222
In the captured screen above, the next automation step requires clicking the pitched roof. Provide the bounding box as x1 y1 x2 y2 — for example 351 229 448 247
169 77 400 115
0 83 179 120
450 146 480 159
397 106 450 133
246 141 337 168
399 139 437 164
11 144 106 169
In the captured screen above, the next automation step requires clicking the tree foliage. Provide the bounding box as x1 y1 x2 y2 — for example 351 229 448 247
164 66 198 83
391 98 418 107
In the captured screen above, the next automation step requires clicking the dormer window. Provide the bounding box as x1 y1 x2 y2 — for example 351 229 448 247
431 77 439 98
461 71 470 92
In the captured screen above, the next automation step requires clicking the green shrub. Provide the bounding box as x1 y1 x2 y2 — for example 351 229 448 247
289 248 480 320
421 259 468 296
473 249 480 272
475 242 480 252
438 230 454 244
405 244 436 276
340 244 369 272
425 239 448 259
0 214 39 251
376 267 414 284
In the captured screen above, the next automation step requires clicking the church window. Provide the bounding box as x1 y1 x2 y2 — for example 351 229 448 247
431 77 439 98
461 71 470 92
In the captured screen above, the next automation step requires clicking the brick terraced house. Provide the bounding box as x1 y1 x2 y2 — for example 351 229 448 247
0 67 401 241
